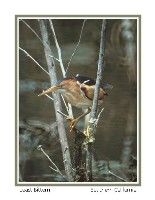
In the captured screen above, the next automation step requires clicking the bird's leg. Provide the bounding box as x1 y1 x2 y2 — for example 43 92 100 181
67 108 91 132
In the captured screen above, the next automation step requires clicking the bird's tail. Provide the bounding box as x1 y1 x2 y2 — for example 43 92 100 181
38 85 61 96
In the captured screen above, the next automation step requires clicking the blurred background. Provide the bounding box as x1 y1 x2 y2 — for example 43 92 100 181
18 18 138 182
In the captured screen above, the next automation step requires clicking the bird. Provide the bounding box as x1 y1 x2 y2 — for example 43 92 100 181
38 74 112 131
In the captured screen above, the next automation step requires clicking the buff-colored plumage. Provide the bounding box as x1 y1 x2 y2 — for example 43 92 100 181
38 75 111 131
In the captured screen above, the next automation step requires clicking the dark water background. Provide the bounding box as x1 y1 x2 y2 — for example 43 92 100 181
18 19 137 182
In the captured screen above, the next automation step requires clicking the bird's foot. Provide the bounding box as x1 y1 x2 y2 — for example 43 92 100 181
66 117 79 132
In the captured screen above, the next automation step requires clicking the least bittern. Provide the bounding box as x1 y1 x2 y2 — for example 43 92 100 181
38 74 112 131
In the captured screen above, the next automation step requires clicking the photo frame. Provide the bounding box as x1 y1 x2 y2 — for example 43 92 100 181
15 15 141 186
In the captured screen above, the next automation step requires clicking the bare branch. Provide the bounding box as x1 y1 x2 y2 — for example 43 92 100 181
20 19 44 45
19 47 49 75
39 19 73 181
39 90 54 101
37 145 68 181
65 19 87 74
57 110 68 118
90 19 107 123
108 170 127 182
86 19 107 182
49 20 73 118
45 93 54 101
60 95 73 118
61 95 70 115
49 55 60 62
49 19 66 77
95 107 104 126
67 104 74 118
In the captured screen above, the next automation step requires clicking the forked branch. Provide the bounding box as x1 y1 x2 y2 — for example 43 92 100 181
37 145 68 181
19 47 49 75
65 19 87 74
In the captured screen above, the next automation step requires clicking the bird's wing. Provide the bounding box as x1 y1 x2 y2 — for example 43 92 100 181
76 75 107 100
80 85 106 100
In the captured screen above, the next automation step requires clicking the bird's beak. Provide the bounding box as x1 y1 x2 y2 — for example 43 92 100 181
38 85 62 96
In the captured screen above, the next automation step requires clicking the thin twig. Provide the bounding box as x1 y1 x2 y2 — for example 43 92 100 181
19 47 49 75
95 107 104 126
61 95 70 115
49 19 66 77
48 165 61 173
90 19 107 123
108 170 127 182
37 145 68 181
49 55 60 63
45 94 54 101
68 104 74 118
20 19 44 45
40 90 54 101
57 110 68 118
49 20 73 118
65 19 87 74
